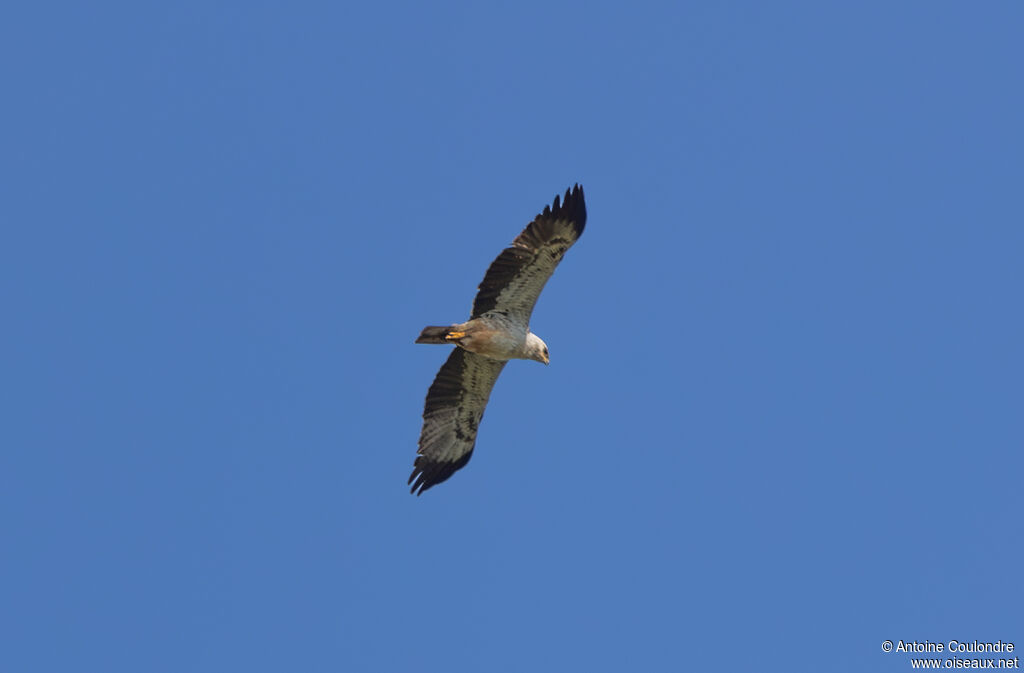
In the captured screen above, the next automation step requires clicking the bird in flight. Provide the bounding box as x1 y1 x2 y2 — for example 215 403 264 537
409 185 587 495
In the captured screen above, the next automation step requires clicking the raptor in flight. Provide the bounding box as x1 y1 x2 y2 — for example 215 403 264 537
410 184 587 495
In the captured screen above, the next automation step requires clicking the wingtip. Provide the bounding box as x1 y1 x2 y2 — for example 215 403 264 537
407 448 475 496
551 183 586 233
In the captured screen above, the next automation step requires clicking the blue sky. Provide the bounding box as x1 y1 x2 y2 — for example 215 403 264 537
2 2 1021 671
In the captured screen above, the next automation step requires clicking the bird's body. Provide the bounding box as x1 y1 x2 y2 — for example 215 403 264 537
416 315 541 362
409 185 587 495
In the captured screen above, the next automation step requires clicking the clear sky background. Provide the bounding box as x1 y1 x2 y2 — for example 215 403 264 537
2 2 1021 671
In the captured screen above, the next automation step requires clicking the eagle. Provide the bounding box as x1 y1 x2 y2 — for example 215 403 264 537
409 184 587 495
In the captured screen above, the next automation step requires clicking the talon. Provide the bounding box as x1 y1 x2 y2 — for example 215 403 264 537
445 331 466 340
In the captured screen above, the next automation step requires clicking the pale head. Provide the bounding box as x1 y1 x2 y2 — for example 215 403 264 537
524 333 550 365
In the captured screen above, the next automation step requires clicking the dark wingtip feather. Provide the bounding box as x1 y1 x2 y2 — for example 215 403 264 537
550 183 586 236
408 451 474 496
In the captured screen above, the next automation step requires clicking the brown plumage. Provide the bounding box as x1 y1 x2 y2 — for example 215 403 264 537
409 185 587 495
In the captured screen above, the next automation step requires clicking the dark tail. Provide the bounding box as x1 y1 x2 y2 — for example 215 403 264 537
416 325 453 344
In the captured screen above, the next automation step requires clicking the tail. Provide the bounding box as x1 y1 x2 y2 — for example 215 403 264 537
416 325 455 344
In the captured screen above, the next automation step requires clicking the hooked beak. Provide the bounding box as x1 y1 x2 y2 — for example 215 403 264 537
541 353 550 366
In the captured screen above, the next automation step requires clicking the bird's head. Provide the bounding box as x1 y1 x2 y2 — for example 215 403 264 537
526 333 550 365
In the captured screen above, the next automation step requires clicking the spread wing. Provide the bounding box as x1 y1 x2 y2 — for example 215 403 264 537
471 184 587 322
409 348 507 495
